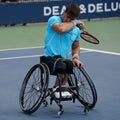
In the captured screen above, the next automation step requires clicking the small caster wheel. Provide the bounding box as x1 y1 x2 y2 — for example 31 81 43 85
58 109 64 116
84 106 89 114
43 100 48 107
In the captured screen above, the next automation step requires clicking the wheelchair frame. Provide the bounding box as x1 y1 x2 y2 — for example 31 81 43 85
19 58 97 116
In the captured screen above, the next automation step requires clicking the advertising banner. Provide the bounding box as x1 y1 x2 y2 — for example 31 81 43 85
0 0 119 24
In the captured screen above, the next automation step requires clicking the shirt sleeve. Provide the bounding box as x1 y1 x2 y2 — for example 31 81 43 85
48 16 60 27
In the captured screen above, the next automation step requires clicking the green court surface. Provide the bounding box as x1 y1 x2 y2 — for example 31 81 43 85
0 18 120 53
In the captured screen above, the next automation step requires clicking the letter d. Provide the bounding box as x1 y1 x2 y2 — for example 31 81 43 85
44 7 51 16
88 4 96 13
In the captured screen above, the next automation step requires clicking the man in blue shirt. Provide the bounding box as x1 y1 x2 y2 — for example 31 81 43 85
42 4 86 98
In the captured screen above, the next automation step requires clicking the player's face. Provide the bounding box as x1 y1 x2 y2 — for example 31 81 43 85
62 12 75 22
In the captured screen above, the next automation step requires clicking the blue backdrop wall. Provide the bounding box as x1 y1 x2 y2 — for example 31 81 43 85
0 0 119 24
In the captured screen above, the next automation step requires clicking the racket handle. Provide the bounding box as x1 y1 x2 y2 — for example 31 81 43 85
76 23 83 30
79 23 83 29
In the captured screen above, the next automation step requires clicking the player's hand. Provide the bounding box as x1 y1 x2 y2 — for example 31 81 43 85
76 20 86 31
73 58 83 67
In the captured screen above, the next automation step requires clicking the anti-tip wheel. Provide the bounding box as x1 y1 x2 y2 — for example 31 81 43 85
43 100 48 107
58 109 64 116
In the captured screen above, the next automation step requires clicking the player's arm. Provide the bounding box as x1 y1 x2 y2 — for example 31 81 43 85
72 41 83 67
52 20 86 33
72 41 80 56
52 22 74 33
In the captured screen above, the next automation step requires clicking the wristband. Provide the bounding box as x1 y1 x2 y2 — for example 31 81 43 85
72 54 79 59
71 20 78 26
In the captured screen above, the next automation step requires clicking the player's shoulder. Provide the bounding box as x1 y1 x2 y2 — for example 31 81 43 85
48 16 61 21
75 26 80 30
74 26 80 33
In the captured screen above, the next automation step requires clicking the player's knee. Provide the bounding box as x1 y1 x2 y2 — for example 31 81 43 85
64 60 73 74
55 59 66 74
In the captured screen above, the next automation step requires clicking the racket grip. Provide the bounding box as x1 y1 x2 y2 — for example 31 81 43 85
79 23 83 29
76 23 83 30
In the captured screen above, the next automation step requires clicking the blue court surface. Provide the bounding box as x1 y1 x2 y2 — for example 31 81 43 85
0 47 120 120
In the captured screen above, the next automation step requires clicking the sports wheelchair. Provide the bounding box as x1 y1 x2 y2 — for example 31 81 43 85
19 56 97 116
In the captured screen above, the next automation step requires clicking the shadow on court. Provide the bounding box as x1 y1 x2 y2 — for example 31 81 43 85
0 48 120 120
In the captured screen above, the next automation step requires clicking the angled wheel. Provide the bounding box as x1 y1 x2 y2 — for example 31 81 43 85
19 63 49 114
69 66 97 109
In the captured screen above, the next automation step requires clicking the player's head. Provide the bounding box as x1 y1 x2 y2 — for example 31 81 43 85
62 4 81 22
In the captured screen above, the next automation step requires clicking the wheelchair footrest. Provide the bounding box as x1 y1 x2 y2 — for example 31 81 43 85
55 97 73 101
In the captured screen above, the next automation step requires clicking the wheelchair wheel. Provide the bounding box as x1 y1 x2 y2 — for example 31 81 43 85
19 63 49 114
69 66 97 109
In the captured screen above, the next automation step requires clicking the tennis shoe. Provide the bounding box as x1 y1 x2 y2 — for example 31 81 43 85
54 91 72 98
62 91 72 98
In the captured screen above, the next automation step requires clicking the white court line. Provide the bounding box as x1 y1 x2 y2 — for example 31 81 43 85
0 51 89 61
0 47 119 61
0 46 119 55
0 54 42 61
0 46 43 52
81 48 120 56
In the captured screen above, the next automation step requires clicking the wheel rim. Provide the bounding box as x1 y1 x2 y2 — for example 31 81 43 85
73 67 97 107
20 64 47 112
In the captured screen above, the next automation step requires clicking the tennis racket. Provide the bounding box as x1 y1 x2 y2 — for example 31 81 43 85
76 24 100 44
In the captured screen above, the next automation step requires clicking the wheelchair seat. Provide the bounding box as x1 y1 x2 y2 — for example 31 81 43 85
40 56 74 75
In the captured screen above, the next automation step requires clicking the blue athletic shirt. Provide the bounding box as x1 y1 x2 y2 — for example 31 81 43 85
44 16 81 59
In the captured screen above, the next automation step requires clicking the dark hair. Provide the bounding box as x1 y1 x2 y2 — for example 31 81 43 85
65 4 81 19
